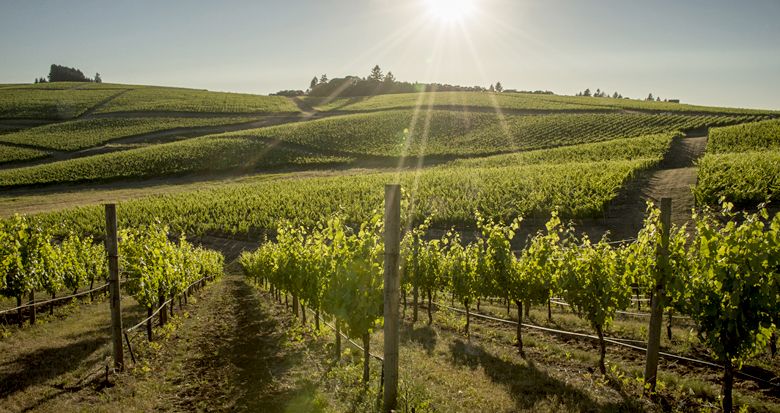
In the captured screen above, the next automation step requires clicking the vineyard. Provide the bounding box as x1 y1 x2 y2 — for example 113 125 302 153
0 116 263 151
0 144 48 164
695 119 780 207
92 86 301 114
304 90 775 115
237 110 759 157
1 82 779 412
239 200 780 412
23 132 673 235
0 88 121 120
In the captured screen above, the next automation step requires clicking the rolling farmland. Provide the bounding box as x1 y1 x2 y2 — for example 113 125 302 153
0 83 778 413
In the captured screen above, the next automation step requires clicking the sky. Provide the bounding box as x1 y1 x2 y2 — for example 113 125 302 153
1 0 779 109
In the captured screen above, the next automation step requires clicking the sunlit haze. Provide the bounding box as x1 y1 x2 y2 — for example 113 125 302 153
1 0 779 109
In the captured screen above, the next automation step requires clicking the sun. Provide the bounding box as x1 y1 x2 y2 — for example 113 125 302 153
424 0 476 23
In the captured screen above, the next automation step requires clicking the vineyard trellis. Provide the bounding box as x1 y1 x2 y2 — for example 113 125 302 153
240 195 780 413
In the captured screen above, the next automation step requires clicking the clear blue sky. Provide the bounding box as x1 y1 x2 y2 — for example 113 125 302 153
1 0 779 109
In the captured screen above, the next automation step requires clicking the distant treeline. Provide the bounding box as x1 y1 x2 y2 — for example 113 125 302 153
34 64 102 84
276 65 516 98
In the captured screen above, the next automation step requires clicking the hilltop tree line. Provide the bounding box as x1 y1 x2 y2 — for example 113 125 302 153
33 64 102 84
272 65 516 98
576 88 678 103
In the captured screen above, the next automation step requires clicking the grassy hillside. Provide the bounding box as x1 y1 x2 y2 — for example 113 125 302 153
0 144 49 164
0 116 262 151
695 118 780 206
27 133 673 236
94 87 300 114
230 111 753 157
305 91 775 115
0 88 121 119
0 135 350 187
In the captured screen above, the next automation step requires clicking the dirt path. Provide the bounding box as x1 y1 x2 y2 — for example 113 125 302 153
156 275 325 412
595 133 708 239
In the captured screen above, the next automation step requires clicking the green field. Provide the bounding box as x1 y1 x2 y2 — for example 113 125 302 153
694 119 780 206
94 86 300 114
0 144 49 164
0 134 350 187
305 91 608 112
25 132 672 237
227 110 753 157
0 88 122 119
0 116 262 151
305 91 774 115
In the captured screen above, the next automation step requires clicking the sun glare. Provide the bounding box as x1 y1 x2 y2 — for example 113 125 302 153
424 0 476 23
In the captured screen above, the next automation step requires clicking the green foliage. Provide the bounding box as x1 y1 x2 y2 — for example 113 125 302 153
0 144 48 164
694 150 780 206
442 232 479 309
0 215 48 298
0 134 350 187
306 91 773 115
94 87 300 114
121 223 224 308
558 237 631 335
476 213 521 301
706 118 780 153
449 133 676 168
513 212 570 308
242 110 747 157
0 88 120 119
0 116 261 151
29 157 652 237
695 119 780 208
681 205 779 364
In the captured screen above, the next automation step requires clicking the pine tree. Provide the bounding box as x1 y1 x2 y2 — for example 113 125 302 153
320 74 328 84
368 65 383 81
495 82 503 92
384 71 396 83
310 76 318 89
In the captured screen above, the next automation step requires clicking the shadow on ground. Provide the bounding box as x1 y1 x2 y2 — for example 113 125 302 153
448 339 644 412
0 336 109 399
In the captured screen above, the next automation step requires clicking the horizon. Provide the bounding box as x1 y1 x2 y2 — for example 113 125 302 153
2 0 779 110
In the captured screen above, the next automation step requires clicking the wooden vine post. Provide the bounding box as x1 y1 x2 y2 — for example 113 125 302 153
383 184 401 413
105 204 125 371
644 197 671 392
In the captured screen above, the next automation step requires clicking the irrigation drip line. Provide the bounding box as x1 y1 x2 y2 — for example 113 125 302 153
549 299 692 320
0 283 109 315
432 301 779 389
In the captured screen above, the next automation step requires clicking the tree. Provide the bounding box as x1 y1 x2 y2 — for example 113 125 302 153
48 64 90 82
489 84 495 92
94 73 102 83
612 92 619 99
647 93 654 101
583 88 591 97
495 82 503 92
320 74 328 84
368 65 383 81
384 71 396 84
310 76 318 90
